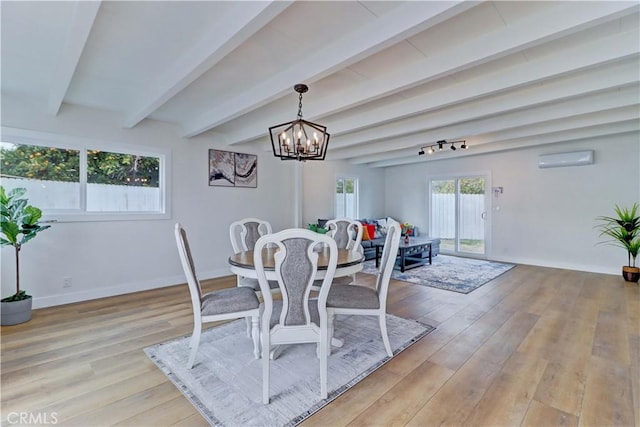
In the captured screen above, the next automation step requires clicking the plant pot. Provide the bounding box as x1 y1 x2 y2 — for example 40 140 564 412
622 266 640 283
1 296 32 325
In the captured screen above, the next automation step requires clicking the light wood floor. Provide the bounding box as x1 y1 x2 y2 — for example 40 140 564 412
1 264 638 426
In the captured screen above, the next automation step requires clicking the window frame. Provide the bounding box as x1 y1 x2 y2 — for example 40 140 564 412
334 175 359 219
1 127 171 222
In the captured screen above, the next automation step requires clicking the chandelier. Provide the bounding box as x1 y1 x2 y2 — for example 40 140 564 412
269 84 330 161
418 139 467 155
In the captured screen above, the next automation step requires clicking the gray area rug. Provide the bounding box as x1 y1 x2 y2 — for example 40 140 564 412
145 314 434 426
361 254 515 294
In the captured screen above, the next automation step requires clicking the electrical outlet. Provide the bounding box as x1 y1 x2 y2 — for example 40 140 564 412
63 277 72 288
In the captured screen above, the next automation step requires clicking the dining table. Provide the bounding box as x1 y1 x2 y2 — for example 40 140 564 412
228 245 365 281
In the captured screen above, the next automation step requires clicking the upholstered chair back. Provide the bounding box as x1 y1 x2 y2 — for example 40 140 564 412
326 218 363 253
375 219 401 301
230 218 273 253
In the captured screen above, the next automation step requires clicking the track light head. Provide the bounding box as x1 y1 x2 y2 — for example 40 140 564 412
461 142 468 149
428 146 434 154
438 142 443 151
418 148 425 155
450 144 456 151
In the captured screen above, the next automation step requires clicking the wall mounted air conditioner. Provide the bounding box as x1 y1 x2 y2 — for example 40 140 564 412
538 150 594 168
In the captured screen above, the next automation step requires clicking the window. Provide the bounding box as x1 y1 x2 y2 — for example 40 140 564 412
335 176 358 219
0 128 170 221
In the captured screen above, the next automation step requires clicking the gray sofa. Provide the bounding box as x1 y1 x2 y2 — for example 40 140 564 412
315 218 441 261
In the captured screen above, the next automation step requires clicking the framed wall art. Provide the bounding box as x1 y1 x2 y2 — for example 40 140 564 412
208 149 257 188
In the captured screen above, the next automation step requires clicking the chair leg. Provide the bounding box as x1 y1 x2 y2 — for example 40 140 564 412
319 333 328 399
378 314 393 357
251 315 260 359
187 322 202 369
245 316 252 338
327 311 334 356
262 330 270 404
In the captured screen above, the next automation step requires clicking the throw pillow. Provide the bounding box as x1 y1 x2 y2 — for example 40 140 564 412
362 225 371 241
366 224 376 239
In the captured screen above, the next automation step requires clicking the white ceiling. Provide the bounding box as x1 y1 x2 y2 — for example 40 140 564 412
2 1 639 167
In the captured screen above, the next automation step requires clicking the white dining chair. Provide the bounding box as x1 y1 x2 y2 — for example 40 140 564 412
319 218 363 286
175 223 261 368
254 228 338 404
326 218 363 253
229 218 279 296
326 219 401 357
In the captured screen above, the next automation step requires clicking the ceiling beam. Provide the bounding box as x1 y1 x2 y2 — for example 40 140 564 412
47 0 101 116
316 1 638 123
366 122 640 168
356 109 640 166
331 86 639 160
332 58 639 150
181 1 478 137
122 1 292 128
328 33 639 143
222 2 639 145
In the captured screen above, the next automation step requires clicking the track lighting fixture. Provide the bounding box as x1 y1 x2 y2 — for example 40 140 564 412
418 139 467 156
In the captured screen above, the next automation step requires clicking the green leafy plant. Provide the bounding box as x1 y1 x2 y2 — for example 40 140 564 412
596 203 640 268
0 186 51 302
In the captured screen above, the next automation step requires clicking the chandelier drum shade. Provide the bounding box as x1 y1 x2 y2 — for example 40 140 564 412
269 84 330 161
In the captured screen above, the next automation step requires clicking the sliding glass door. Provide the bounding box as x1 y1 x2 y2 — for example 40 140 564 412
429 176 488 256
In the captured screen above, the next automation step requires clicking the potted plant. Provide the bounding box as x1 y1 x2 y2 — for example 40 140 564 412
1 186 51 325
596 202 640 283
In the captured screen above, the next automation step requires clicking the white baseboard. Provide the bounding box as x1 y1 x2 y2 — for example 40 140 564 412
487 255 619 276
32 268 231 309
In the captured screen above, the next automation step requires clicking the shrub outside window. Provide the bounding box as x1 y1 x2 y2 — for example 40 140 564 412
0 128 170 221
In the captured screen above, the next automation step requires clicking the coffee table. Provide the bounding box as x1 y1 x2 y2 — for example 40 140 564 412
374 237 433 272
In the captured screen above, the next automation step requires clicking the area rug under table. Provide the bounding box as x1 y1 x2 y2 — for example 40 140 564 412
361 254 515 294
145 314 434 427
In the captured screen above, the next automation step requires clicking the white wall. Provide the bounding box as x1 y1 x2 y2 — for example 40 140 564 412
301 160 385 226
384 134 640 275
1 96 297 308
2 93 636 307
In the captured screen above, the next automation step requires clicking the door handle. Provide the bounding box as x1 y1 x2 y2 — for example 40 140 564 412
481 211 487 220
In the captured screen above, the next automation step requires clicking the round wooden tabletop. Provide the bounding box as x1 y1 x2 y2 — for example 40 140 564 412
229 247 364 271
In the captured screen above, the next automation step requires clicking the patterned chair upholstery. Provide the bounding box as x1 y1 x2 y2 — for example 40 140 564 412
229 218 279 295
